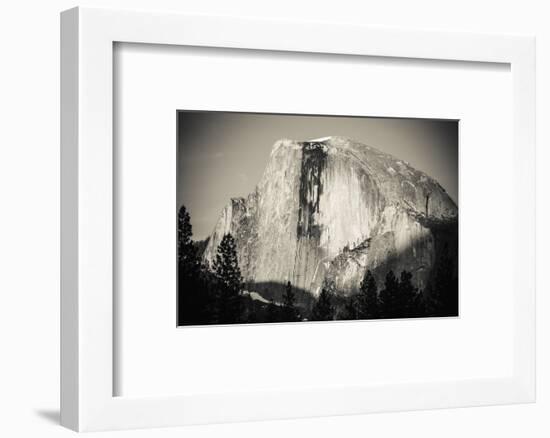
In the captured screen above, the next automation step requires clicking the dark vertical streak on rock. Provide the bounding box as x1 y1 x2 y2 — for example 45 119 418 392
293 142 328 293
297 142 327 239
425 193 430 217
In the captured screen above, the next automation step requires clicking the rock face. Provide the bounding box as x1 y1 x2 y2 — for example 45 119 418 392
203 136 458 303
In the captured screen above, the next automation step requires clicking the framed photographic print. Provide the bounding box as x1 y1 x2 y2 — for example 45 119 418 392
176 112 459 326
61 7 535 432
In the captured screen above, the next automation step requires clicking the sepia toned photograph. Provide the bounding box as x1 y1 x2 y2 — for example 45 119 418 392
177 111 458 326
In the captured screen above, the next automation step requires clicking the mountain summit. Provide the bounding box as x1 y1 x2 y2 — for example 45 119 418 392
202 136 458 303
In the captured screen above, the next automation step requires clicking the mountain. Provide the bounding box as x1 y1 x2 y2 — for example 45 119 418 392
202 136 458 305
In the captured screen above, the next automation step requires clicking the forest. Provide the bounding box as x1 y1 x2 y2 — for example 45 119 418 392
177 205 458 326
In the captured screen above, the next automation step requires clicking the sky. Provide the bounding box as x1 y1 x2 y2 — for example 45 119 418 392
177 111 458 240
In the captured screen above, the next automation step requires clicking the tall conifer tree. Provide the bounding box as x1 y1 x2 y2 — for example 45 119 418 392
177 205 206 325
281 281 299 322
178 205 199 274
213 233 244 324
431 244 458 317
311 281 335 321
358 269 379 319
379 270 399 318
397 270 418 318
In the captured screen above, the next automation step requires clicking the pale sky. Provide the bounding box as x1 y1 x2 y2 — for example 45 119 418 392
177 111 458 240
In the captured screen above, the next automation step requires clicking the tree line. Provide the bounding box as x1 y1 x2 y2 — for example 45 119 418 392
178 205 458 326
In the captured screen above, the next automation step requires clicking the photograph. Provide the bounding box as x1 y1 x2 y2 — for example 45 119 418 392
177 111 459 326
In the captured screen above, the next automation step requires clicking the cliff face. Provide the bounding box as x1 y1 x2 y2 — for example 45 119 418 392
203 136 457 301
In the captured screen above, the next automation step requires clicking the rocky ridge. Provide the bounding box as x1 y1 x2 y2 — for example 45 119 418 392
202 136 458 303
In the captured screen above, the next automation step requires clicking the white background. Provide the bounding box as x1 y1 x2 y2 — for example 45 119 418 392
116 44 514 397
0 0 548 437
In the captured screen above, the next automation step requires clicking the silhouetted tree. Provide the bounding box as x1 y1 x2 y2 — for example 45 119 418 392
311 281 335 321
178 205 210 325
213 233 244 324
431 244 458 316
178 205 199 274
424 283 439 317
358 269 379 319
397 270 418 317
281 281 299 322
340 295 358 320
412 290 427 317
243 293 258 323
379 270 399 318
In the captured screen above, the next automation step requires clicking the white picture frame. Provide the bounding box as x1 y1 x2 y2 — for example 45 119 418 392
60 6 536 432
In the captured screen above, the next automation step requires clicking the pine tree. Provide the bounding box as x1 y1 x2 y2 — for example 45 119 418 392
412 290 427 317
397 270 418 318
177 205 207 325
281 281 299 322
213 233 244 324
379 270 399 318
311 282 335 321
423 283 438 317
243 294 260 323
178 205 199 274
340 295 358 320
358 269 379 319
431 244 458 317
